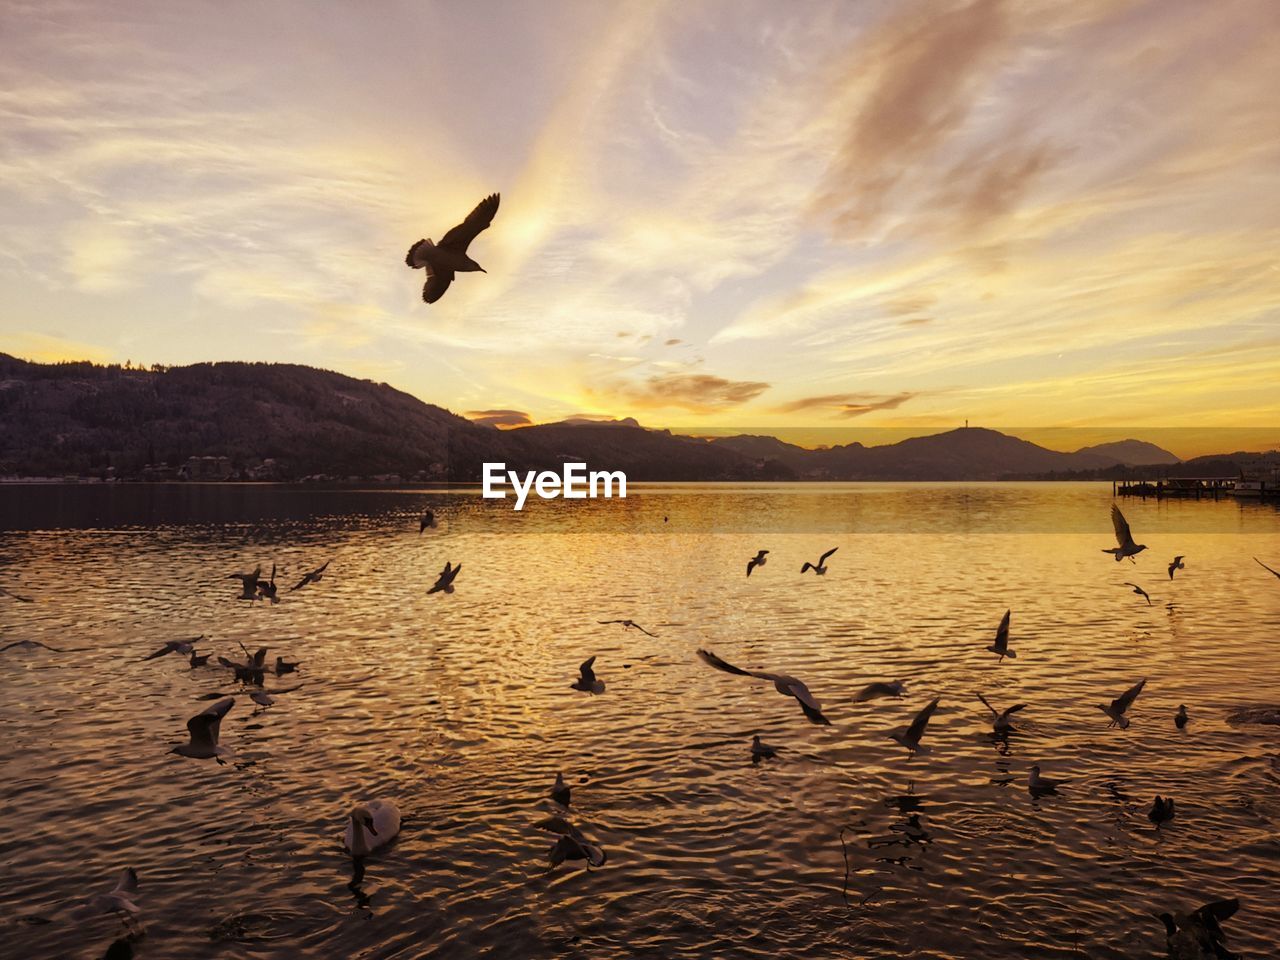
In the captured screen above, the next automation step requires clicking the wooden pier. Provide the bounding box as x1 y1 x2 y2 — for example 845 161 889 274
1113 477 1237 500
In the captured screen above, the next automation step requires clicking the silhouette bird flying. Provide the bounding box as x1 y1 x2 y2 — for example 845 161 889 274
1103 505 1147 562
406 193 500 304
746 550 769 577
801 547 837 575
696 648 830 725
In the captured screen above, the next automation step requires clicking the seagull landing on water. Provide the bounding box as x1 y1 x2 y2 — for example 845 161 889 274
1157 897 1240 960
976 692 1027 734
189 650 210 668
428 562 461 595
141 636 202 661
229 567 261 600
1149 795 1176 826
1168 556 1185 580
1027 764 1067 795
291 560 330 592
751 735 779 761
571 656 606 694
538 816 607 869
1123 582 1152 605
597 619 656 637
256 565 279 603
1100 678 1147 728
855 680 907 702
171 697 234 763
1103 505 1147 562
801 547 837 575
80 868 141 930
419 510 437 533
888 698 940 753
746 550 769 577
1175 704 1189 729
406 193 500 304
986 609 1015 661
696 648 831 725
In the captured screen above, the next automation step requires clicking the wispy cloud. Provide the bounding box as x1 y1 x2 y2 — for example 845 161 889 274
776 391 918 418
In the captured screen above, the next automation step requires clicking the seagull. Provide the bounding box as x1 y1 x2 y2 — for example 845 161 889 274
256 564 279 603
855 680 907 702
1124 582 1152 605
1103 504 1147 562
0 586 33 602
228 566 261 599
1027 763 1067 795
189 650 210 668
290 560 330 591
0 639 63 653
419 510 437 533
976 692 1027 734
1175 704 1189 729
1157 897 1240 960
696 648 830 725
538 816 607 869
275 655 300 676
82 868 141 926
570 656 606 694
550 772 571 807
1149 795 1176 826
888 697 940 753
406 193 500 304
428 561 461 595
986 609 1015 661
171 697 234 762
597 619 656 637
1168 556 1185 579
751 735 779 760
218 646 268 684
801 547 837 575
140 636 202 661
746 550 769 576
1100 678 1147 728
1254 557 1280 581
250 690 275 708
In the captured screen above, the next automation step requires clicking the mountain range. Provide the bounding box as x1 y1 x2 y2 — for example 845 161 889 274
0 353 1253 483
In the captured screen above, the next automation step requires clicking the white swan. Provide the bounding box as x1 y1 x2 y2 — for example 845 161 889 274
344 800 401 858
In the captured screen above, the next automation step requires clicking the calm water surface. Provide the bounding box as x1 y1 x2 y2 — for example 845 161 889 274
1 483 1278 959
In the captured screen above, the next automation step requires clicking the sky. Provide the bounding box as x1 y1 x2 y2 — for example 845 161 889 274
1 0 1278 457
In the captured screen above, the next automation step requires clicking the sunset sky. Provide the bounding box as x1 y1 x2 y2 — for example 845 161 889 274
2 0 1278 455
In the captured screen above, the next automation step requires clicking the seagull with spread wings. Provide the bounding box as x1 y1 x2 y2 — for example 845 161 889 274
428 561 461 595
291 560 330 591
570 656 606 694
696 648 831 725
140 636 202 661
986 609 1016 661
406 193 500 304
1168 555 1185 579
976 692 1027 734
801 547 837 575
229 566 261 600
597 619 656 637
1100 678 1147 728
1123 582 1152 605
1102 505 1147 562
170 697 235 762
746 549 769 576
889 697 940 753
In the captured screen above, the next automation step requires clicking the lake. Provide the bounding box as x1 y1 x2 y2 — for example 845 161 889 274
2 482 1278 959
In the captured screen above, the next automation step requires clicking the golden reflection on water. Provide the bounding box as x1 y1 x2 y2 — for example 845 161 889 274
1 483 1279 959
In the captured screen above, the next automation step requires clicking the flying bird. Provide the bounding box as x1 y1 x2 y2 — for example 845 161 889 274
1175 704 1189 729
570 655 606 694
1100 678 1147 728
1123 582 1152 605
428 561 461 595
1027 764 1067 795
986 609 1015 661
976 692 1027 734
746 550 769 576
597 619 656 637
696 648 830 725
228 566 261 600
0 639 63 654
855 680 907 702
550 772 571 807
170 697 234 762
291 560 330 591
81 867 141 926
405 193 500 304
751 735 779 761
1103 504 1147 562
419 510 437 533
1157 897 1240 960
141 637 201 661
801 547 837 575
1149 795 1176 826
256 564 279 603
1168 556 1185 579
888 697 940 753
1254 557 1280 581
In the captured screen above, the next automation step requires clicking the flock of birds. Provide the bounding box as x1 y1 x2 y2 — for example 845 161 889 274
4 480 1277 960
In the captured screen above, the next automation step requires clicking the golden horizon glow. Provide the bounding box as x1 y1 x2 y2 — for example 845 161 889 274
2 0 1278 460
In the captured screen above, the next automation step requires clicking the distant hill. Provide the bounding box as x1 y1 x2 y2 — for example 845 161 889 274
0 354 1259 482
1074 439 1180 466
